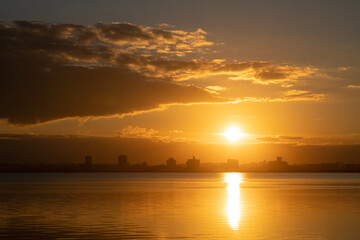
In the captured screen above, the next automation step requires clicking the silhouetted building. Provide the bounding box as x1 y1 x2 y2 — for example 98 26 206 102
227 159 239 171
166 157 176 169
267 156 288 171
85 155 92 167
118 154 129 169
186 156 200 171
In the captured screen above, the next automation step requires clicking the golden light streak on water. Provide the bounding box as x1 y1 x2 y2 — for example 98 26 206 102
224 173 244 230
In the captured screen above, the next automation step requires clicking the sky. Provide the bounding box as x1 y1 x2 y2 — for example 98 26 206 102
0 0 359 164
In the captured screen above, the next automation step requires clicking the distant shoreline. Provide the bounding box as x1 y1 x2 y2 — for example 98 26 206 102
2 161 360 173
1 170 360 173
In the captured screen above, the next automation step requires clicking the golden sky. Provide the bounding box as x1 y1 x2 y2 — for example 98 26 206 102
0 1 359 160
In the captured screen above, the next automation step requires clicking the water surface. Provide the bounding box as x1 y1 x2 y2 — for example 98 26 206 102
0 172 360 239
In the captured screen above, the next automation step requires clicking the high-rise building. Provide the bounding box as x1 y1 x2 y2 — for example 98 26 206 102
166 157 176 169
118 154 129 168
267 156 288 171
85 155 92 167
186 156 200 171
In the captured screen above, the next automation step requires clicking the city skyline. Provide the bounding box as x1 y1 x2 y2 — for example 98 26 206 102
0 134 359 165
2 153 360 173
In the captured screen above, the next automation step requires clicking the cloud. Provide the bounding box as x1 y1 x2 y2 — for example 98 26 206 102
0 63 222 125
279 136 304 140
347 85 360 89
215 63 316 86
284 90 310 96
118 125 158 138
205 86 227 94
256 136 280 142
282 90 326 101
0 21 225 125
338 67 351 71
0 21 321 125
96 22 153 42
116 55 316 85
255 134 360 145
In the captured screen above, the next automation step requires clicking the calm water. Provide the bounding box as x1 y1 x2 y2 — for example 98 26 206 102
0 172 360 239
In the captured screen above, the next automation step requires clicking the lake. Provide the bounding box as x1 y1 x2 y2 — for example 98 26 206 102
0 172 360 239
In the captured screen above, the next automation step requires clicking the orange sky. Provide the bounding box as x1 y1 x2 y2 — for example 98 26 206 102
0 1 359 162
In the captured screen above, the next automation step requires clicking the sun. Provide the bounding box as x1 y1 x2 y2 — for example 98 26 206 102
223 126 245 142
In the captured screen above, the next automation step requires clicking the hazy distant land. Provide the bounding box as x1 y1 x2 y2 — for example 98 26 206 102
1 156 360 173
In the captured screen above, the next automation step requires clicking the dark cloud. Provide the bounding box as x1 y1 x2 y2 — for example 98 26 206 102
95 22 152 42
256 136 304 143
0 21 319 125
114 54 315 84
216 62 267 72
151 28 174 40
255 67 287 80
279 136 304 140
254 135 360 145
256 136 280 142
0 21 221 125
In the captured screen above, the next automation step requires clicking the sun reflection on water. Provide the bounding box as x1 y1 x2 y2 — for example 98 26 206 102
224 173 244 230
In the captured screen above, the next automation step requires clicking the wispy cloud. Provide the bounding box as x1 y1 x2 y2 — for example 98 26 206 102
255 134 360 145
347 85 360 89
118 125 158 138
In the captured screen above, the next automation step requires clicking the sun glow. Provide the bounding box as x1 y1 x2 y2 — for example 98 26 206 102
224 173 244 230
223 126 245 142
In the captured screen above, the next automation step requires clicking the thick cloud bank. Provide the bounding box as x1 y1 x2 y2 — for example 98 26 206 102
0 21 317 125
0 21 219 125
